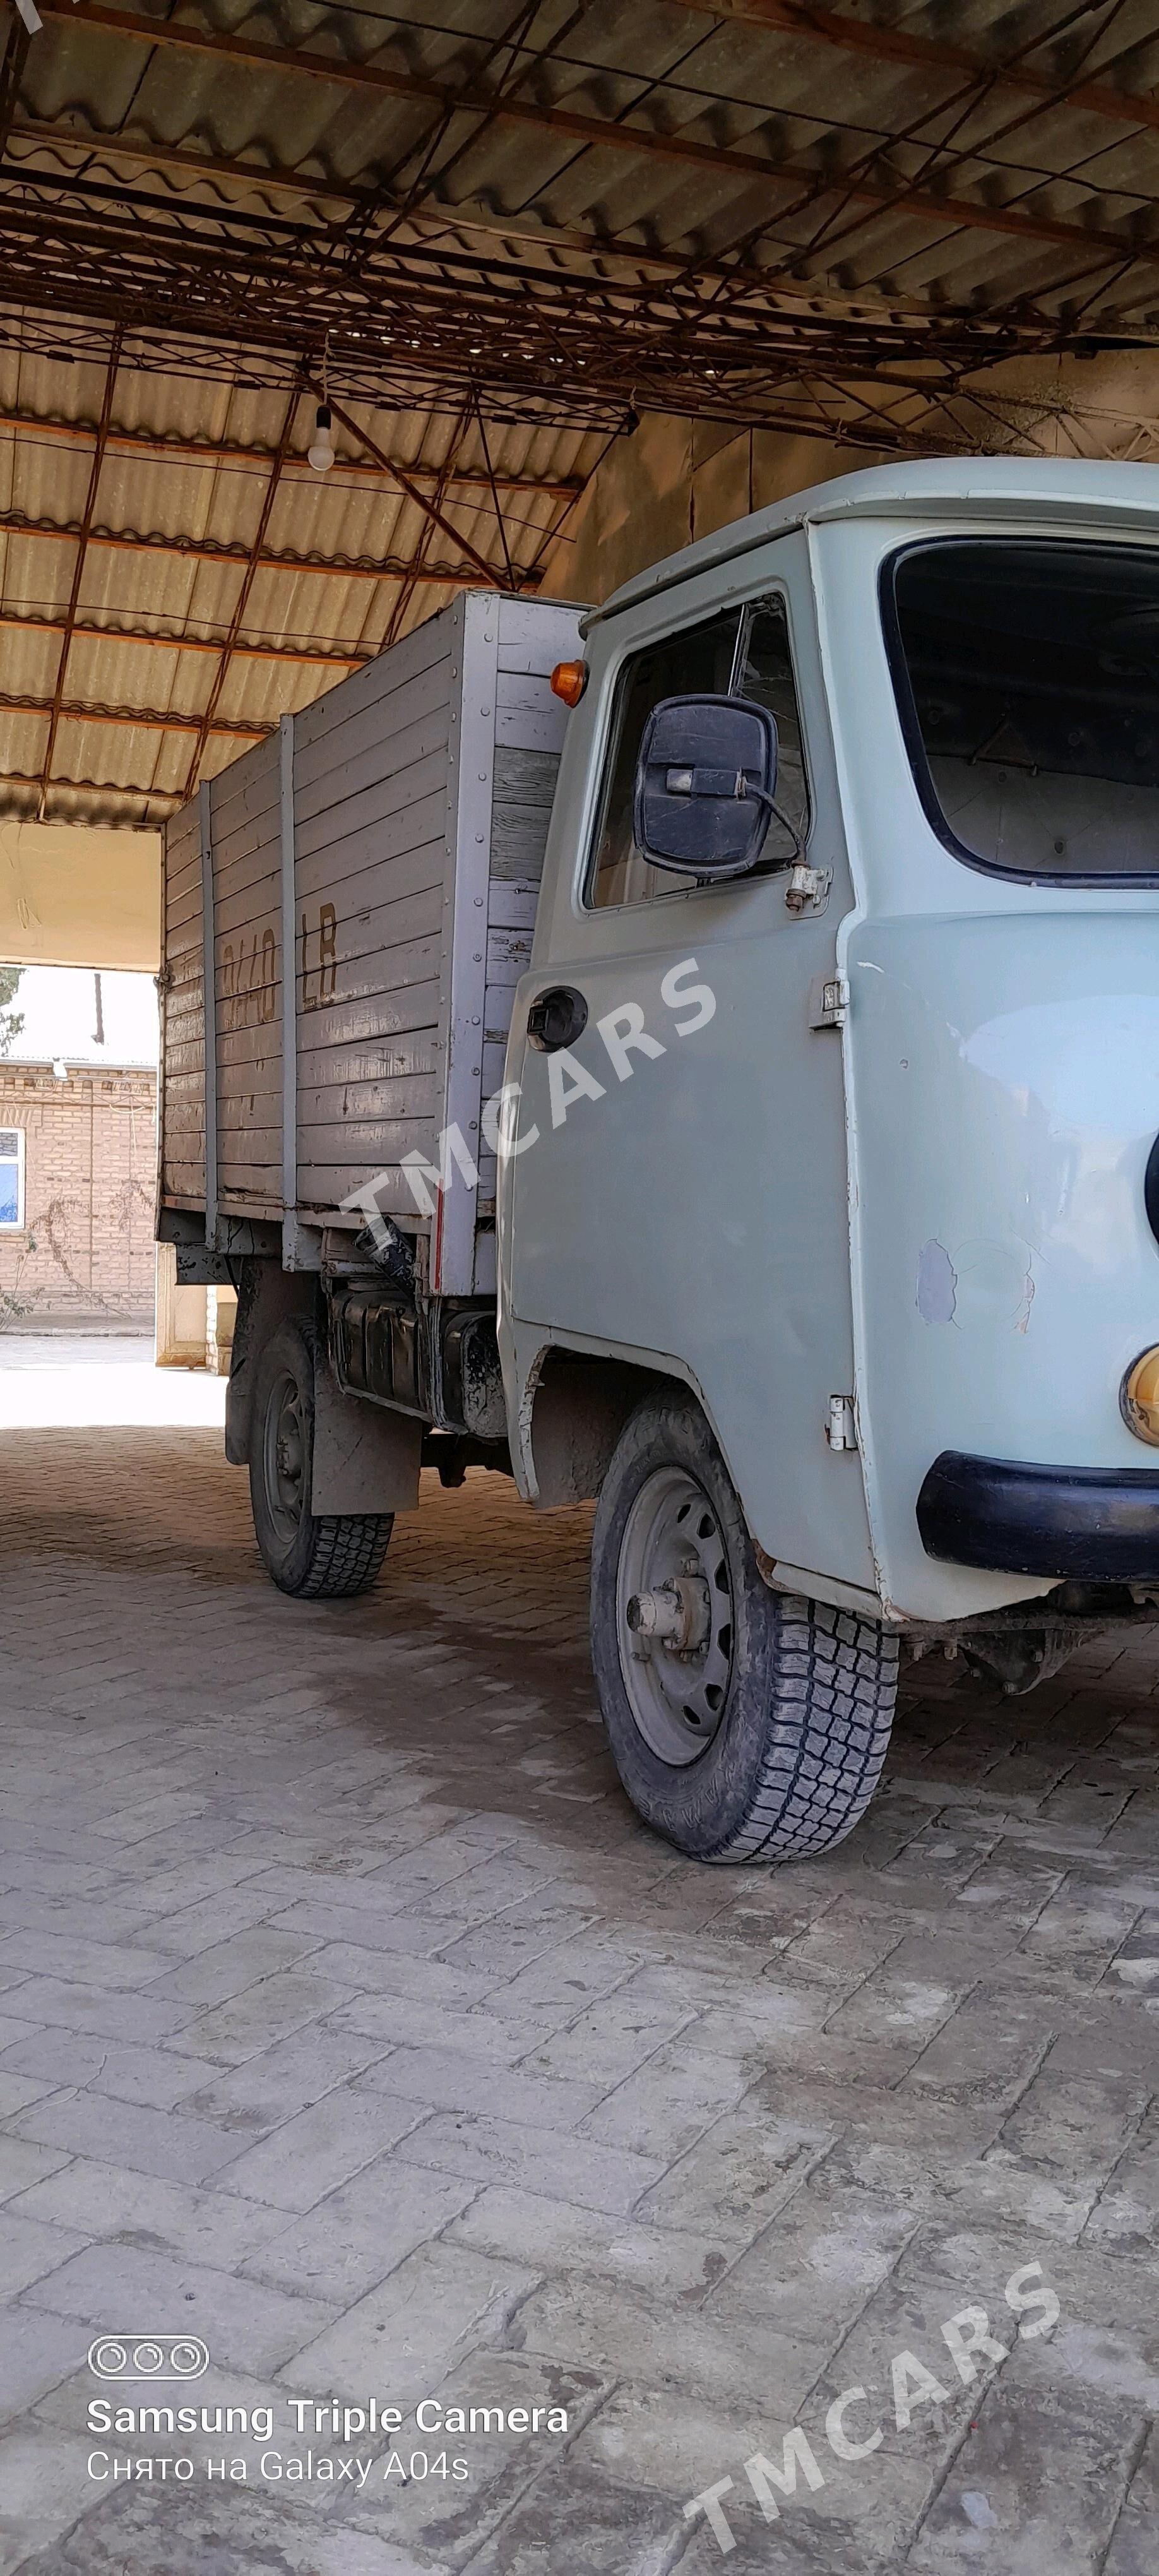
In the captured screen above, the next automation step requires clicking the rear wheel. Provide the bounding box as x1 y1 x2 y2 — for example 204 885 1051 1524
590 1389 897 1861
249 1318 393 1599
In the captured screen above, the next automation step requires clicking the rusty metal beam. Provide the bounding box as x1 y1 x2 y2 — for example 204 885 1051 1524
0 182 978 337
658 0 1159 138
0 691 268 738
37 1 1158 270
314 388 523 588
0 16 30 158
0 200 1076 448
0 765 191 821
181 389 299 797
0 507 533 589
9 112 384 209
4 112 954 317
37 324 121 818
0 765 182 802
0 164 1068 399
0 397 585 498
475 393 515 592
383 397 471 650
0 606 366 669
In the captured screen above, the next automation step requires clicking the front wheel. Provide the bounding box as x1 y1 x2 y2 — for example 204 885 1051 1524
249 1318 393 1599
590 1390 897 1862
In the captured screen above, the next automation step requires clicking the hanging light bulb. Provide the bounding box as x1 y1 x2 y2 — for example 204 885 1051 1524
308 402 335 473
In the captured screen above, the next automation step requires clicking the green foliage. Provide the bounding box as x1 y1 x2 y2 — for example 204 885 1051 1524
0 964 23 1058
0 1234 37 1330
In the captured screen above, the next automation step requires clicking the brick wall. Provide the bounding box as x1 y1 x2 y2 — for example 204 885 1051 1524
0 1064 157 1328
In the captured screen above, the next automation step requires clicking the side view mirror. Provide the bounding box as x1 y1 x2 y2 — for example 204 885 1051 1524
633 694 780 880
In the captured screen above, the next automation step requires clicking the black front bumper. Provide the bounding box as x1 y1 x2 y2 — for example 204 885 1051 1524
917 1452 1159 1581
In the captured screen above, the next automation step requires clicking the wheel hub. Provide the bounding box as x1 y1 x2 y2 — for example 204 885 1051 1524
616 1466 735 1767
263 1370 307 1543
626 1574 711 1654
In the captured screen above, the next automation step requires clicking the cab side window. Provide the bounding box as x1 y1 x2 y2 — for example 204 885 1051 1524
585 596 809 909
740 602 809 869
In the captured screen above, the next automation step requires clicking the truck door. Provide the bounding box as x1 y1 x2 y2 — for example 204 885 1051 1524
504 533 876 1594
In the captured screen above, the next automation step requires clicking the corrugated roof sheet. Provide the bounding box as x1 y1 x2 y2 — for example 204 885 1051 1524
0 0 1156 825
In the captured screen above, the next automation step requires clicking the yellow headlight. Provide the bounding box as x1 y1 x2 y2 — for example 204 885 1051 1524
1121 1346 1159 1446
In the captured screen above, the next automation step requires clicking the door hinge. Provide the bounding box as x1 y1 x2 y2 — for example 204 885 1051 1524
808 972 849 1030
785 862 832 915
826 1395 858 1452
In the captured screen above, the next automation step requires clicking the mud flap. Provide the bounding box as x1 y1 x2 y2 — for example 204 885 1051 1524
311 1359 422 1515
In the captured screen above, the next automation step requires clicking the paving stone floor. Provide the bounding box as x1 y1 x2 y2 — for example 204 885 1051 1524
0 1413 1156 2574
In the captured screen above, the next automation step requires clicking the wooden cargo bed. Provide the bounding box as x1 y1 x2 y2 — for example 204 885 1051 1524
158 590 581 1294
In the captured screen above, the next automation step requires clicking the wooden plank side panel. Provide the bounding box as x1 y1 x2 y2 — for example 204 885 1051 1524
297 1027 436 1092
294 705 453 837
292 842 444 944
210 737 283 1208
294 751 449 869
489 742 561 891
474 599 577 1289
162 1061 206 1099
429 592 489 1290
166 838 201 886
307 883 443 981
492 744 558 811
164 972 203 1038
166 885 204 939
297 1164 433 1219
495 698 568 756
294 978 442 1056
296 1119 439 1160
291 613 457 1217
208 736 280 839
295 798 446 906
165 871 201 938
298 937 442 1018
161 801 206 1207
489 803 554 885
207 795 281 882
159 597 571 1232
166 837 200 881
208 818 289 909
496 595 584 676
294 653 453 814
168 1024 280 1083
293 599 455 759
297 1051 441 1126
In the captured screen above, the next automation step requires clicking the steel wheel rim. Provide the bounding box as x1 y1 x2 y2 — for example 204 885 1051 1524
615 1465 734 1767
263 1368 307 1545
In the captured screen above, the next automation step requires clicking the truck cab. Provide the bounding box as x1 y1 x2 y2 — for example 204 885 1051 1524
494 459 1159 1853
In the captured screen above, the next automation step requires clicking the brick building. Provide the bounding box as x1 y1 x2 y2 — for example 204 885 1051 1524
0 969 157 1331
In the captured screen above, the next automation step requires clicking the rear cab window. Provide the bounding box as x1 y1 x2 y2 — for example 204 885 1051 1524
883 537 1159 883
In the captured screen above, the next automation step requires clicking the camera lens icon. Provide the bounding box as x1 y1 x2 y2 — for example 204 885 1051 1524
88 2335 210 2381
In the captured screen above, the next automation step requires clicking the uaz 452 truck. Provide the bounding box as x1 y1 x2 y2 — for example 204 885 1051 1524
159 458 1159 1864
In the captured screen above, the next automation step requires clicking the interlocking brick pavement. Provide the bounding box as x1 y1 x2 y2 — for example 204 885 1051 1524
0 1418 1155 2573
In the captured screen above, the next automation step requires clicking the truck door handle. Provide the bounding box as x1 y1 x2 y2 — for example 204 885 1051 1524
526 986 588 1052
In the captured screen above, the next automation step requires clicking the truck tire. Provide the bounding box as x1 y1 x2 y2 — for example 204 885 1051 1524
249 1318 393 1599
590 1389 896 1862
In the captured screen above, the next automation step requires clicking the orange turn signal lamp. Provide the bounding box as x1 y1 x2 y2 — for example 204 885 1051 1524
1122 1345 1159 1446
550 659 588 708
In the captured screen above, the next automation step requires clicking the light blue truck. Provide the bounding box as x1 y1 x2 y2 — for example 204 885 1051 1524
160 458 1159 1863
